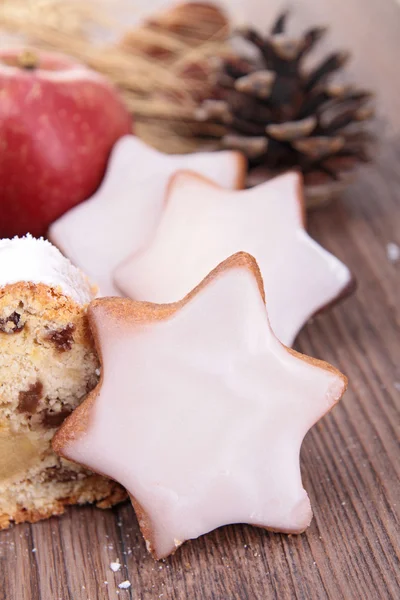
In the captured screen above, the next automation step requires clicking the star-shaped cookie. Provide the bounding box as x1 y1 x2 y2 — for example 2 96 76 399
114 170 353 346
49 136 245 296
53 252 347 559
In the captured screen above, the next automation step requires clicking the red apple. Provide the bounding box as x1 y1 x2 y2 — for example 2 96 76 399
0 48 132 237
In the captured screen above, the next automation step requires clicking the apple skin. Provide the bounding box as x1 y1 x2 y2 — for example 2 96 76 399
0 49 133 237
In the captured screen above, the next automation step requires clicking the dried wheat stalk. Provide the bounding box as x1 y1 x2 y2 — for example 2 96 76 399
0 0 230 151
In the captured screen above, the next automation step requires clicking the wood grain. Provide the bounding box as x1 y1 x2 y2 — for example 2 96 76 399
0 0 399 598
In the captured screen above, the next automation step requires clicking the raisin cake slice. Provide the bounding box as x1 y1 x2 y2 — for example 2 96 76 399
0 236 126 528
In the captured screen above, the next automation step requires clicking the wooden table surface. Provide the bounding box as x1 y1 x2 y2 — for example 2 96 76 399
0 0 399 599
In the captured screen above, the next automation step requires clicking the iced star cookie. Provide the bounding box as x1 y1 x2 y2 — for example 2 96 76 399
53 252 347 559
0 236 125 528
115 170 353 346
49 135 246 296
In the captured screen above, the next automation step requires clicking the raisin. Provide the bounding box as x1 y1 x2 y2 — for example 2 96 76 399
18 381 44 414
46 323 75 352
0 312 24 334
42 408 73 428
41 466 80 483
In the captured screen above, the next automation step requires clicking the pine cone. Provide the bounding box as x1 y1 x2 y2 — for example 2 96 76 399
196 11 374 207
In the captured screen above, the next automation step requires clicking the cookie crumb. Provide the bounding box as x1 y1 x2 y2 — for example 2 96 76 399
110 561 121 572
118 581 131 589
386 242 400 263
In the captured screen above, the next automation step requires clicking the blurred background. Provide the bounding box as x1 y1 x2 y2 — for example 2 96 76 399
0 0 399 129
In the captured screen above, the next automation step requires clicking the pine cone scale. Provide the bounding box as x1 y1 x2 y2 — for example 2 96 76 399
266 116 316 141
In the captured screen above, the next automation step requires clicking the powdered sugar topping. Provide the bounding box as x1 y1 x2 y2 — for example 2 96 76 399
0 235 94 304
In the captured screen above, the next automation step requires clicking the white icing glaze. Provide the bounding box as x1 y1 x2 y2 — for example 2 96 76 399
0 235 94 304
115 171 352 346
49 136 244 296
63 261 346 559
